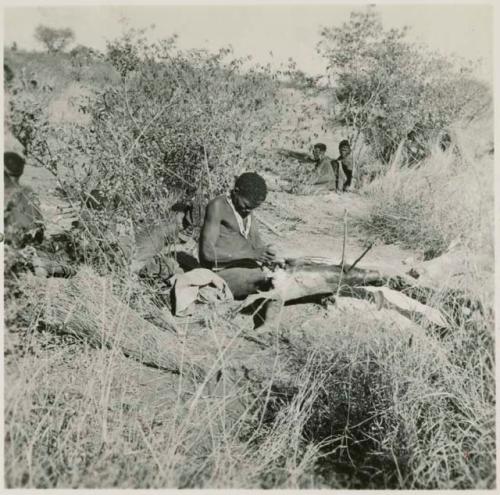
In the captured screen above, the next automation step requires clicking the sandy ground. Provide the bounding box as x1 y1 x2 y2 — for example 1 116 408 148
258 189 414 274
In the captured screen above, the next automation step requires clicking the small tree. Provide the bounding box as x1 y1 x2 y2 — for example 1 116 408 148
318 7 490 165
34 25 75 53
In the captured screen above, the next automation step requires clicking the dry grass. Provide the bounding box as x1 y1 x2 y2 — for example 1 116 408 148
357 118 494 258
4 280 326 488
4 60 495 488
5 250 495 489
5 285 494 488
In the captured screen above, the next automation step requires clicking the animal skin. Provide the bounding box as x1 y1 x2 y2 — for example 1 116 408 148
237 257 449 328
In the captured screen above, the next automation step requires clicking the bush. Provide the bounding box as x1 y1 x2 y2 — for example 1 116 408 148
34 25 75 53
8 30 285 270
317 7 492 164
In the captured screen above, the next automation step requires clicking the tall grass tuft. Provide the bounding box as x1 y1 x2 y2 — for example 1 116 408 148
357 119 494 258
281 293 495 489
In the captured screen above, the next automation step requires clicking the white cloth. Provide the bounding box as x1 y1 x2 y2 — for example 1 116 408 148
170 268 234 317
226 193 251 239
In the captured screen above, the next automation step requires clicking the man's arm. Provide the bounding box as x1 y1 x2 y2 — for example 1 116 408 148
249 213 266 250
332 159 340 190
199 200 255 266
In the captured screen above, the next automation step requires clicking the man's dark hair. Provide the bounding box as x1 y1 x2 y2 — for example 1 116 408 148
339 140 350 149
313 143 327 152
4 152 25 178
234 172 267 205
171 200 191 213
4 64 14 86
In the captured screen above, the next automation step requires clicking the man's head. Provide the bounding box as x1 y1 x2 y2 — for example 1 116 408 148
231 172 267 218
338 140 351 158
4 64 14 88
4 151 25 188
313 143 327 161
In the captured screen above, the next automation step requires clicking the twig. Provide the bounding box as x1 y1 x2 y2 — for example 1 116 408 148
345 242 373 274
340 208 347 268
336 209 348 297
203 143 213 197
123 88 180 161
140 154 192 187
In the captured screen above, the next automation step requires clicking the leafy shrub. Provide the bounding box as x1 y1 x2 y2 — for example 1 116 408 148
69 45 104 82
34 25 75 54
318 8 492 164
8 30 285 269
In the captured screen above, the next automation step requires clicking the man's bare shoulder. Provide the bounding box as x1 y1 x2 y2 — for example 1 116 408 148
206 195 228 212
205 195 232 221
207 195 227 207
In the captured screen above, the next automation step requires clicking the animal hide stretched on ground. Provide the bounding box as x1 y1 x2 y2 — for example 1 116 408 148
237 257 449 328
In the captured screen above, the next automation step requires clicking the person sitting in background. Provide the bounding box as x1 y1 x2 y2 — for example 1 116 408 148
199 172 279 299
4 131 45 248
309 142 336 191
4 145 76 278
332 140 354 192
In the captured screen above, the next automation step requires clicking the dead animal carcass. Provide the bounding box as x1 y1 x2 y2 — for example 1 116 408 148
237 257 449 328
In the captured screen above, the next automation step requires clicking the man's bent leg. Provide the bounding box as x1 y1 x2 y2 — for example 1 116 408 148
342 165 353 190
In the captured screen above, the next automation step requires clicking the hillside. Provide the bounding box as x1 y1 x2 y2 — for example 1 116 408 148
4 45 495 489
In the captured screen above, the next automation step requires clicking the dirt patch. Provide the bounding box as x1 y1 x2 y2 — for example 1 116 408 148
258 190 415 274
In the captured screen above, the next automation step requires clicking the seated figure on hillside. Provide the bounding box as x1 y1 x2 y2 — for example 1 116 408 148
308 142 337 191
276 142 337 195
332 140 354 192
4 130 45 249
198 172 279 299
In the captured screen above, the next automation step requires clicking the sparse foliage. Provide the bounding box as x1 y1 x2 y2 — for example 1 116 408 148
9 30 285 269
318 8 491 163
34 25 75 53
69 45 102 81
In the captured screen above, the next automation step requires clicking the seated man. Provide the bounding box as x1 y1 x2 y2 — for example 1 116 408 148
4 142 76 278
4 134 45 248
283 143 336 195
199 172 278 299
333 140 354 191
310 142 336 191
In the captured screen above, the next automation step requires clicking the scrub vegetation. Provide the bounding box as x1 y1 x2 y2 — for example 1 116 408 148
4 8 494 489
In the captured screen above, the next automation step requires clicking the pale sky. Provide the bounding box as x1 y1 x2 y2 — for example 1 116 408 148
3 2 494 82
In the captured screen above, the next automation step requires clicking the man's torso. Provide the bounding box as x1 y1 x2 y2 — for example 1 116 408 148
314 156 336 188
204 195 259 267
338 153 353 172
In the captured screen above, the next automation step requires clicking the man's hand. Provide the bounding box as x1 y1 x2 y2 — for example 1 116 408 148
253 244 278 264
